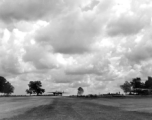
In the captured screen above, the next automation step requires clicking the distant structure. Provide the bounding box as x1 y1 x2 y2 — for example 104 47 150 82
48 91 64 96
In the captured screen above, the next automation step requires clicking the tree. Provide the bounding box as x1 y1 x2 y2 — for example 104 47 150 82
120 81 132 94
0 76 7 93
0 76 14 95
28 81 45 96
77 87 84 96
26 89 32 96
145 76 152 89
130 77 145 95
3 82 14 95
130 77 143 89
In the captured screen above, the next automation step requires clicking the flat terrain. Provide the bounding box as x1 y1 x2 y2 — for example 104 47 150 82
90 97 152 113
1 96 152 120
0 96 53 119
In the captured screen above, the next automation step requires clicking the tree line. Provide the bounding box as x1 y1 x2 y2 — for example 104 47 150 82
0 75 83 96
2 74 152 96
0 76 45 96
120 76 152 95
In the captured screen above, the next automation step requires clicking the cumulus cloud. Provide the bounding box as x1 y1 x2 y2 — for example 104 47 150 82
50 69 83 83
107 15 146 36
121 26 152 64
0 0 65 22
65 55 110 75
69 79 90 88
1 0 152 95
0 29 25 76
82 0 100 11
35 9 101 54
106 0 151 36
23 43 59 70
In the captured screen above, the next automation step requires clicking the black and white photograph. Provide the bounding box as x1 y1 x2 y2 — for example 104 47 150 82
0 0 152 119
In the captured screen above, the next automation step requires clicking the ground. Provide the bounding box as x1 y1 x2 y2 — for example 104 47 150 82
0 96 53 119
1 96 152 120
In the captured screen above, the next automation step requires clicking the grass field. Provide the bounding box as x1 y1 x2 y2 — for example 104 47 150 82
0 96 53 119
89 97 152 113
1 96 152 120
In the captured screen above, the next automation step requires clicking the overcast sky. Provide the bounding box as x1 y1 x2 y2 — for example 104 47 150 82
0 0 152 95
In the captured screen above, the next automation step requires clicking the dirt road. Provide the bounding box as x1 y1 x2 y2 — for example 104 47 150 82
3 97 152 120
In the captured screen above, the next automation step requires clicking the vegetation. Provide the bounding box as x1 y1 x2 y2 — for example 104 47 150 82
120 81 132 94
145 77 152 89
77 87 84 96
0 76 14 95
3 97 152 120
26 81 45 96
120 76 152 95
26 89 32 96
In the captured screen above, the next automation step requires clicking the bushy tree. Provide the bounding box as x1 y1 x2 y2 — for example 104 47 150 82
77 87 84 96
130 77 143 89
3 82 14 95
120 81 132 94
0 76 7 93
27 81 45 96
130 77 145 94
145 76 152 89
121 77 152 95
26 89 32 95
0 76 14 95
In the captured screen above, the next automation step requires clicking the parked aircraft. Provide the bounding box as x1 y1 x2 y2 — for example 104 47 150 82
47 91 67 96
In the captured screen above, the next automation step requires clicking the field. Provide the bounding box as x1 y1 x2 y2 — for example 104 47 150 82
0 96 53 119
1 96 152 120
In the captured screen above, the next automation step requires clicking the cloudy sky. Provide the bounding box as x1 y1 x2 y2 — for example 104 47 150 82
0 0 152 95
